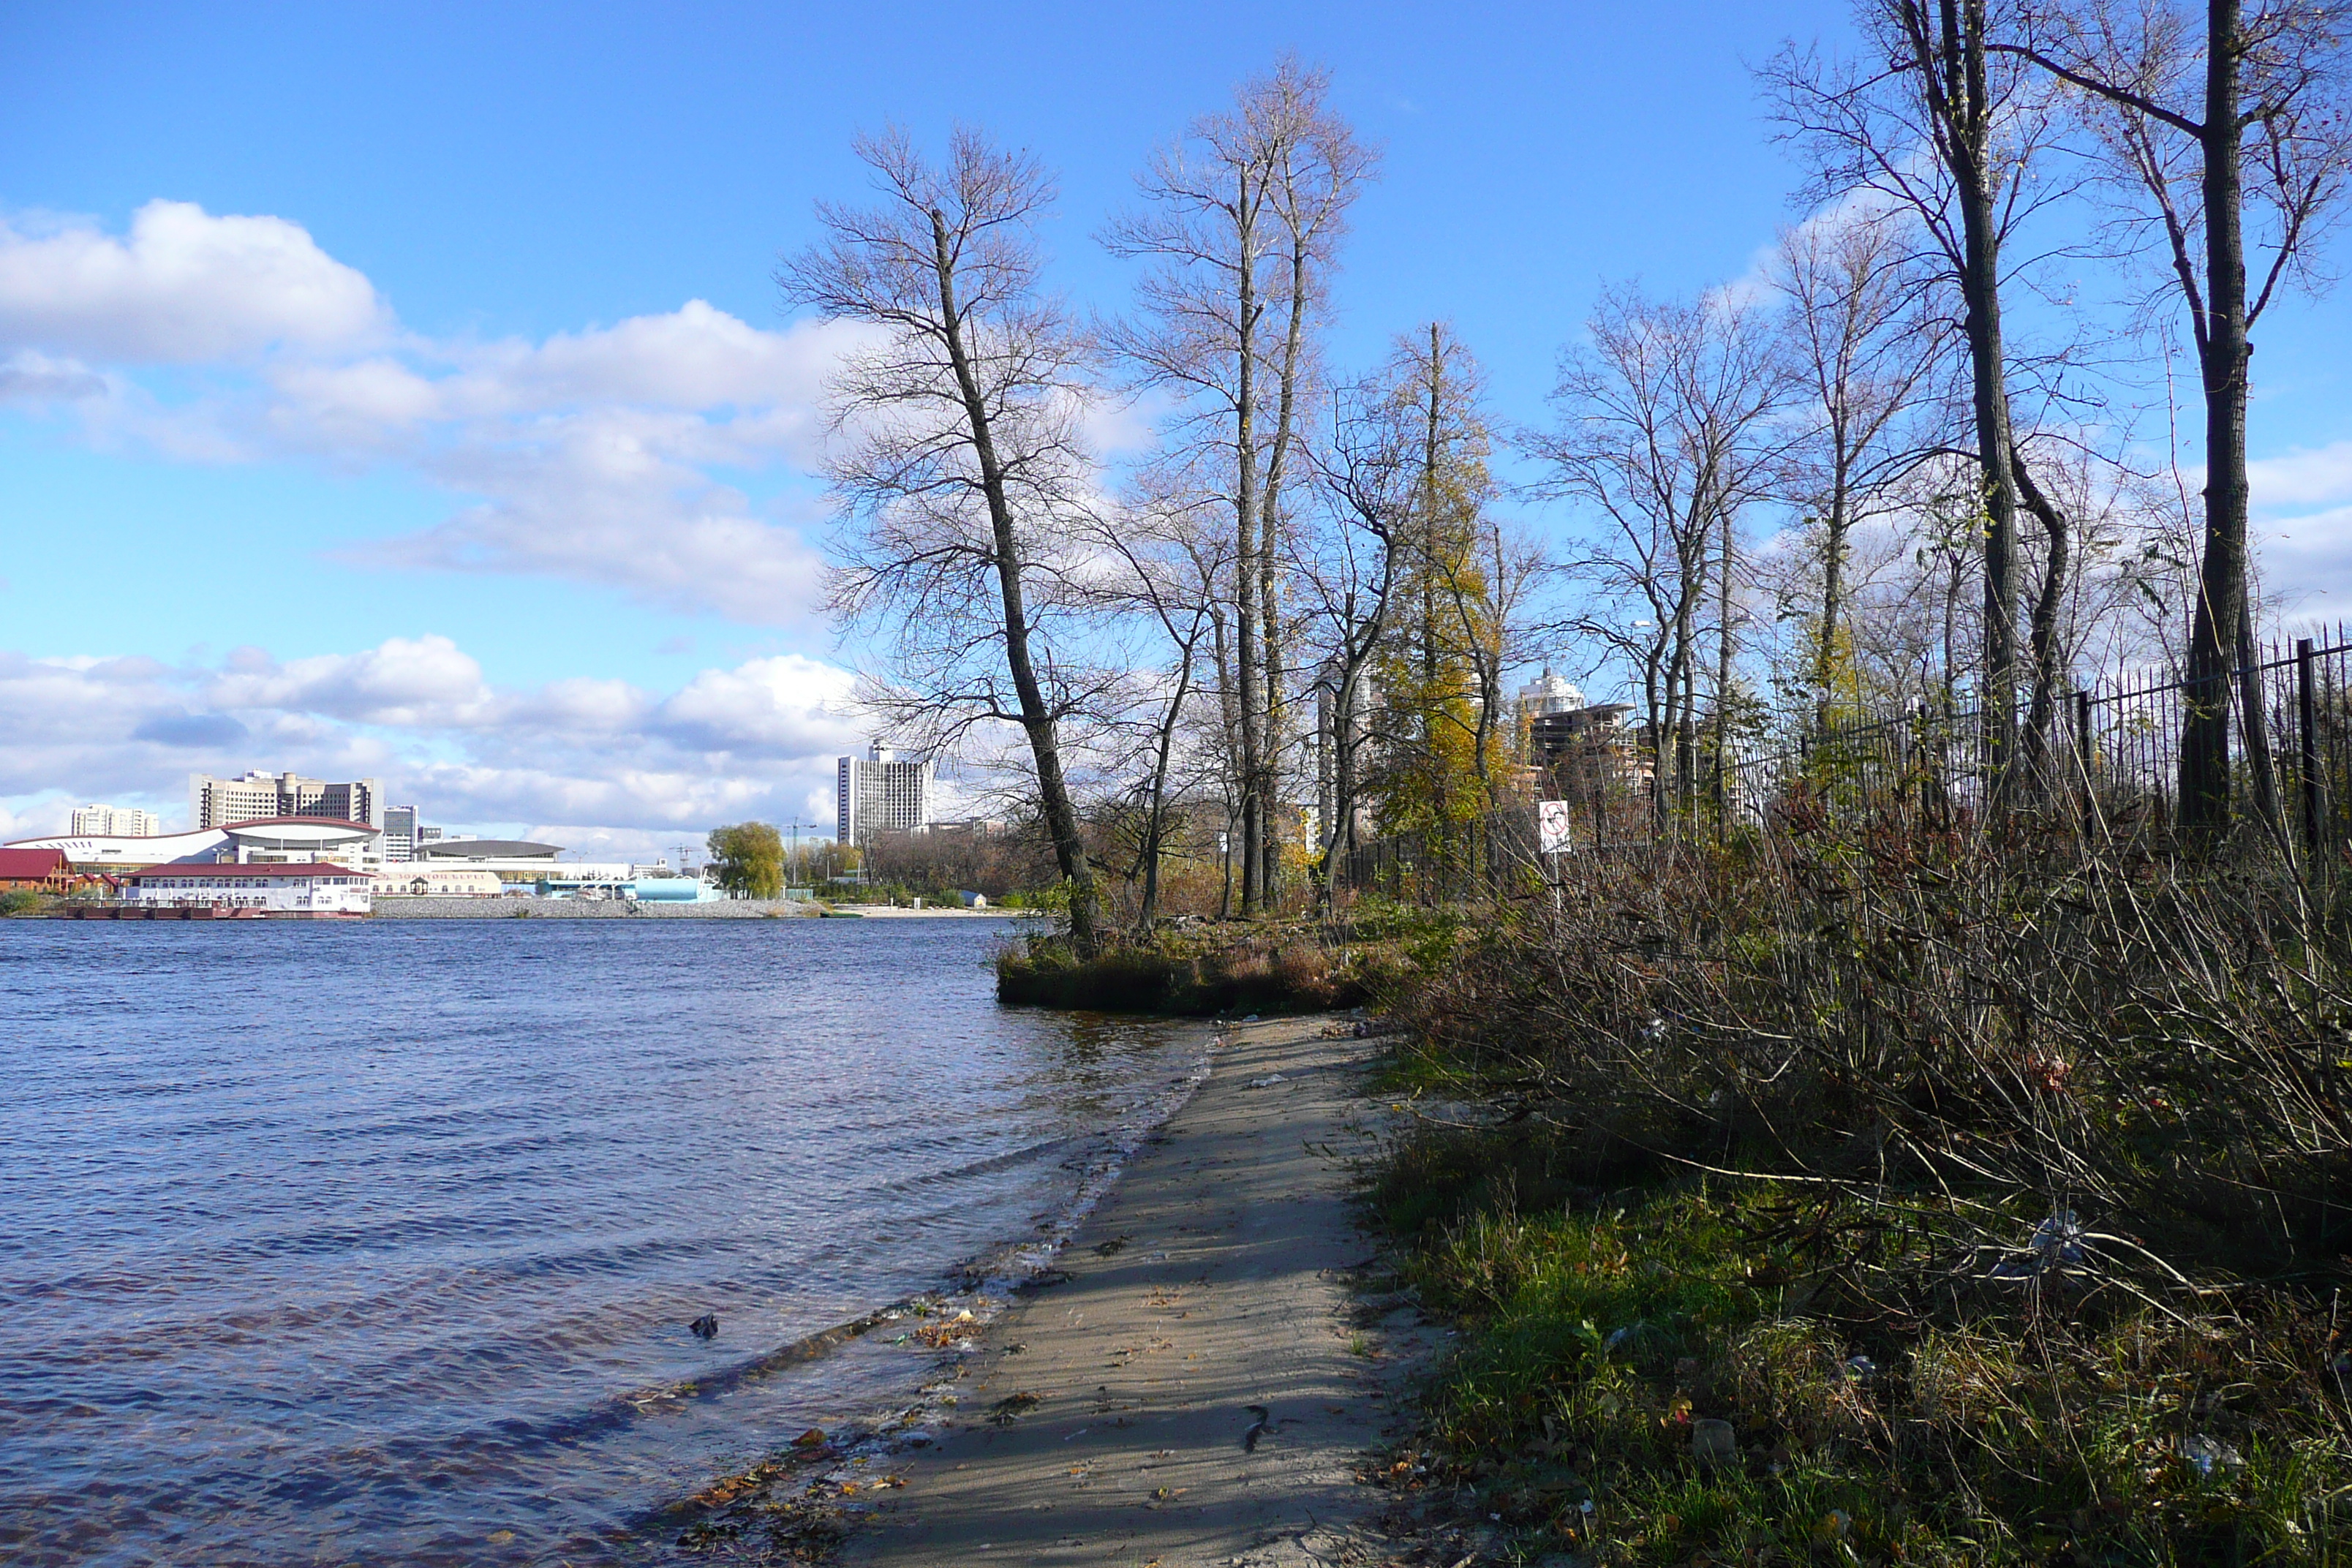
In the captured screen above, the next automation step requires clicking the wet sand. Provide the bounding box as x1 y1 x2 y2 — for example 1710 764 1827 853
835 1015 1435 1568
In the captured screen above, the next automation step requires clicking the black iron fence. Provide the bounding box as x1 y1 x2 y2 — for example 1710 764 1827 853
1335 632 2352 902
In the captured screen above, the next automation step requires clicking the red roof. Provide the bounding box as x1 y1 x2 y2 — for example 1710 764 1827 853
129 862 363 882
0 848 69 878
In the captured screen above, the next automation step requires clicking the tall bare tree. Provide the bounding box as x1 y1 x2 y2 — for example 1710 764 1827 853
1771 215 1953 718
1300 374 1409 901
780 127 1108 955
1537 286 1790 825
1082 487 1231 930
1103 59 1375 916
1997 0 2351 830
1768 1 2082 781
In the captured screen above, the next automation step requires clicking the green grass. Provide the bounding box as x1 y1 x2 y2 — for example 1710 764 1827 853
1371 1143 2352 1566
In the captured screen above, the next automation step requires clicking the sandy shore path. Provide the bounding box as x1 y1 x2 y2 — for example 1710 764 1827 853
837 1015 1420 1567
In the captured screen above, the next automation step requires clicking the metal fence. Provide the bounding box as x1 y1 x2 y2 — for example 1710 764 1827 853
1335 632 2352 901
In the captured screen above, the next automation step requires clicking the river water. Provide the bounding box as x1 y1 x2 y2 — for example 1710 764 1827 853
0 916 1204 1565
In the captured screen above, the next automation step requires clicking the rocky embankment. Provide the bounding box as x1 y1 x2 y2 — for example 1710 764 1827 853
372 896 817 919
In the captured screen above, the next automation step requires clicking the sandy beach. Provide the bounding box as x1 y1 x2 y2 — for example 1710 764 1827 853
833 1014 1437 1568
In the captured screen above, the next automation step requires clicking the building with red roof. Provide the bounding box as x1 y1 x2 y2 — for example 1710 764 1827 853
0 848 72 892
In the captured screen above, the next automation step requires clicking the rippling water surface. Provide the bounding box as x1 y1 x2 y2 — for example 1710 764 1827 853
0 916 1202 1565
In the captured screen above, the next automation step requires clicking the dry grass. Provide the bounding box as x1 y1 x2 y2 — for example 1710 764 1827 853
1370 813 2352 1563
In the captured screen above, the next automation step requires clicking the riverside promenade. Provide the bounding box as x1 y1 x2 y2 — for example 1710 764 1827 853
837 1017 1438 1568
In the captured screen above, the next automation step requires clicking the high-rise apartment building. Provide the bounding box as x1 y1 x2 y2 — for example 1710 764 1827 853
70 804 161 837
835 745 933 848
189 772 382 830
383 804 420 863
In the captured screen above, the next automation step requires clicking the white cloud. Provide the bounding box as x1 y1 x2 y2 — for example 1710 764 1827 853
0 636 866 841
202 635 497 728
657 655 859 755
2253 440 2352 510
0 349 108 402
0 200 386 363
0 201 868 625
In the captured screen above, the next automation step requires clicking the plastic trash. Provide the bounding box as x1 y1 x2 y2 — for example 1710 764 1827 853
1690 1418 1738 1466
2182 1434 2243 1476
1247 1074 1288 1088
1991 1208 2089 1279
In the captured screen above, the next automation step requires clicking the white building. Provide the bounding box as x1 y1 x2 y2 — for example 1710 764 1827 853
373 865 504 897
837 744 934 848
71 804 160 837
1517 670 1586 719
221 816 382 864
124 862 372 916
10 815 379 872
189 771 382 830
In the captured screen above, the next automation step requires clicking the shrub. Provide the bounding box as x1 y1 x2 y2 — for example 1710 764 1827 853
1368 820 2352 1562
993 924 1414 1014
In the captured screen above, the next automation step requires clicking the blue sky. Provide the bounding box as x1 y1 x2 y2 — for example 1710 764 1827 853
4 1 2348 850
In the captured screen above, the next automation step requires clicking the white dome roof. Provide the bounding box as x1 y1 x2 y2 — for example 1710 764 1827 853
1517 671 1584 714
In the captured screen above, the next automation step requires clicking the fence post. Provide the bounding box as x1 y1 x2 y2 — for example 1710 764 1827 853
2299 637 2321 866
2074 690 2094 834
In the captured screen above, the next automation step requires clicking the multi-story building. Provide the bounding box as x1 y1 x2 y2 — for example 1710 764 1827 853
189 772 382 831
382 805 420 863
70 804 160 837
836 744 934 848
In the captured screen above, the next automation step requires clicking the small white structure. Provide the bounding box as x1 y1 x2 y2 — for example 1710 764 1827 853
373 866 504 898
124 862 372 916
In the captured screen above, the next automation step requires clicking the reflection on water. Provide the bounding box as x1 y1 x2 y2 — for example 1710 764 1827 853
0 918 1200 1565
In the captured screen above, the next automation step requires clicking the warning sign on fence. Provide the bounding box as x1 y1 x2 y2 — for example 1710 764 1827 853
1538 799 1573 855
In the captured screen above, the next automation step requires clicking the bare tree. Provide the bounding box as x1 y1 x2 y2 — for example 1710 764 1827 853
1996 0 2351 831
780 127 1109 955
1771 214 1954 718
1298 372 1410 900
1767 1 2085 782
1103 59 1376 916
1537 285 1790 826
1082 486 1230 930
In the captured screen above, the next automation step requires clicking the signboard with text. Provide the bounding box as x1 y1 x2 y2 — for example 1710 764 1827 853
1537 800 1573 856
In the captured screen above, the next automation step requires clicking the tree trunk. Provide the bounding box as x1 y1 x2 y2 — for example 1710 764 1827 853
1232 169 1265 916
929 210 1099 956
1940 0 2023 776
1136 638 1195 932
2013 451 2072 791
2181 0 2250 832
1254 233 1312 911
1714 501 1735 815
1817 474 1850 721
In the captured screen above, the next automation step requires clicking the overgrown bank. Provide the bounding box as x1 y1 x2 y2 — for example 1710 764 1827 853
1365 826 2352 1565
993 908 1450 1015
